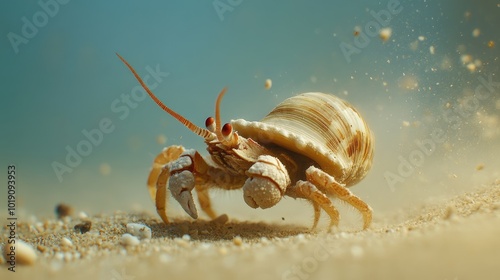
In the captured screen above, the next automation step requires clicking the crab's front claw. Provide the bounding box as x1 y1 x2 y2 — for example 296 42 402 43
243 155 290 209
169 170 198 219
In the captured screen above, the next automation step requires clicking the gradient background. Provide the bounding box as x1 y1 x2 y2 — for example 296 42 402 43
1 0 499 227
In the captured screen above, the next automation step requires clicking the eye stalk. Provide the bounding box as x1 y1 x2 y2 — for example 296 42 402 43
205 117 216 132
213 87 238 146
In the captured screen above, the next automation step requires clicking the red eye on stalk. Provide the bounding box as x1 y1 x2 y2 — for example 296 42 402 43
221 123 233 138
205 117 215 132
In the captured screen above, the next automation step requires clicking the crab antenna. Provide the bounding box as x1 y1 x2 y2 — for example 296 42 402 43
214 87 228 141
116 53 213 139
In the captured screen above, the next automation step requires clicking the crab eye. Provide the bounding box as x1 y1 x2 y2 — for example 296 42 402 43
205 117 215 132
221 123 233 139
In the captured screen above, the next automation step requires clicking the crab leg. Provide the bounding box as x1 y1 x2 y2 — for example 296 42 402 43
150 146 249 224
287 181 341 229
147 145 185 202
305 166 372 229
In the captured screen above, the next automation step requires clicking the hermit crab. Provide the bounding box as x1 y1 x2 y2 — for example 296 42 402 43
117 54 374 229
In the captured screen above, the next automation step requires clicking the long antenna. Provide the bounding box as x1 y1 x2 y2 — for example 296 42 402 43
214 87 228 141
116 53 213 139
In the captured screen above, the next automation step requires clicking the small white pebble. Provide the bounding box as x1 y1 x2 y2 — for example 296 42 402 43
55 252 64 261
121 233 140 246
296 234 305 241
200 242 212 250
260 237 270 244
174 238 189 248
182 234 191 241
4 240 37 265
126 223 152 239
233 236 243 246
61 237 73 247
78 211 89 219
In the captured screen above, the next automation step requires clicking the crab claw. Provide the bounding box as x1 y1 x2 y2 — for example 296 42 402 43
169 170 198 219
243 155 290 209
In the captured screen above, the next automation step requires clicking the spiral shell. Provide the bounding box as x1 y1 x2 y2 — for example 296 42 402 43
231 92 374 186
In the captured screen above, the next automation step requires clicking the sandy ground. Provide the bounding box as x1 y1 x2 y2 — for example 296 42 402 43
1 180 500 280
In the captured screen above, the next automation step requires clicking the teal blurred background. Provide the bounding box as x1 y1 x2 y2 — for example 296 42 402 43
1 1 499 225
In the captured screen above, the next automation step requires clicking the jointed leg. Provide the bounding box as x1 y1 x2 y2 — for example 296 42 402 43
147 146 185 224
147 145 185 202
149 147 247 224
194 184 217 219
287 181 340 229
312 202 321 229
306 166 372 229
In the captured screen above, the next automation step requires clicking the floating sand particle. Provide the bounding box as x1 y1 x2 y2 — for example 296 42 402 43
398 75 419 90
472 28 481 37
4 240 37 265
460 54 472 64
264 79 272 90
55 203 73 219
466 63 476 72
379 27 392 42
418 35 425 41
402 121 410 127
353 26 361 36
126 223 152 239
476 164 485 171
429 45 435 55
156 134 167 145
474 59 482 68
409 40 419 51
99 163 111 175
488 40 495 48
121 233 140 246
